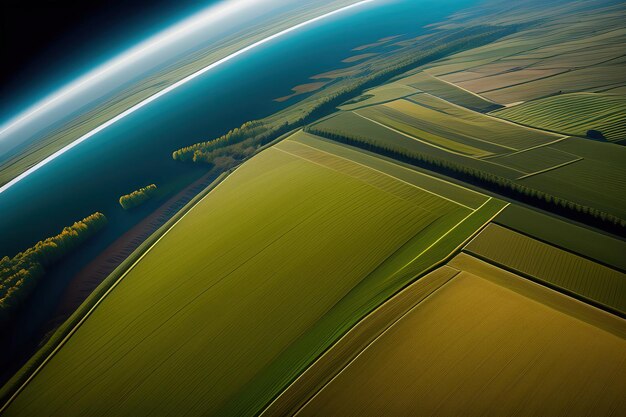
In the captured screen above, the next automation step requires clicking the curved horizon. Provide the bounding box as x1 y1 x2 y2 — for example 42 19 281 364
0 0 373 196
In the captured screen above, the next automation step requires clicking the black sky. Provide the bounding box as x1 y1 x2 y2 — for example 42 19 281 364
0 0 219 118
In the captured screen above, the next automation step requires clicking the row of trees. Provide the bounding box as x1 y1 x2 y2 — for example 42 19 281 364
172 121 266 163
305 126 626 236
172 24 519 167
0 213 108 321
119 184 159 210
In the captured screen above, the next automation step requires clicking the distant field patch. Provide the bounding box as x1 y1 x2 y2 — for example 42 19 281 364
342 53 378 63
311 111 527 179
274 81 330 102
4 132 504 417
352 35 401 51
310 68 361 80
339 84 420 111
492 93 626 142
465 224 626 314
291 254 626 417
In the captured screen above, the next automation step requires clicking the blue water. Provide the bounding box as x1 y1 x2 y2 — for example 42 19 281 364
0 0 475 380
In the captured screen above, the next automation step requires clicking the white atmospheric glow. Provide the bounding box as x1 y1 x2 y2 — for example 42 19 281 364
0 0 258 137
0 0 373 195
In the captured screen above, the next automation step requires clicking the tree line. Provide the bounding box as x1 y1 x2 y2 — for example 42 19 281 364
0 213 108 322
304 126 626 236
119 184 159 210
172 24 519 166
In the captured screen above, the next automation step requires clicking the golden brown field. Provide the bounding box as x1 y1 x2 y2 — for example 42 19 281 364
291 254 626 417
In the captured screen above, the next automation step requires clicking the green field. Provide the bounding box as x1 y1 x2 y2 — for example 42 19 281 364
464 224 626 314
396 71 502 112
290 254 626 417
2 132 505 417
492 93 626 142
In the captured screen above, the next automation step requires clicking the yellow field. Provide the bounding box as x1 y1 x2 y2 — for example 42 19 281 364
292 254 626 417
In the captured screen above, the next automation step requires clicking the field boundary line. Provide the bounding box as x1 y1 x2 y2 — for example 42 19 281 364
280 139 477 210
385 97 519 152
418 72 503 106
405 88 565 140
352 111 530 175
339 92 421 111
305 135 491 199
290 274 460 417
262 200 508 416
516 157 584 179
399 198 505 271
289 202 509 416
482 136 569 159
352 111 477 157
461 251 626 320
271 147 436 215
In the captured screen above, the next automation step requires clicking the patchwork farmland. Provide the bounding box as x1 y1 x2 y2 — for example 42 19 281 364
309 66 626 222
270 254 626 417
1 132 505 417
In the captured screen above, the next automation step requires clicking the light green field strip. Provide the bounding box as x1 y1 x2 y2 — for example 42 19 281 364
290 131 489 209
464 223 626 315
354 106 495 158
360 94 557 153
396 71 501 112
492 93 626 142
3 136 505 417
293 254 626 417
338 84 421 111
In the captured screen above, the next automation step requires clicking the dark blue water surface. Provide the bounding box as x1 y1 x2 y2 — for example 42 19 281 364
0 0 475 379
